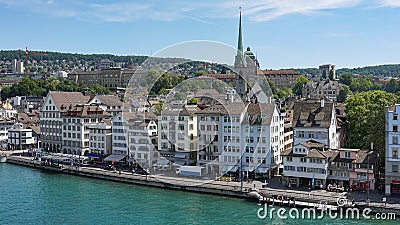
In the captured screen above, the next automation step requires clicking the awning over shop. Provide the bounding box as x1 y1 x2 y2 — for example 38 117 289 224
327 175 350 181
222 165 239 173
242 166 251 172
174 153 186 159
255 167 269 173
84 153 103 158
157 158 170 165
104 154 126 162
173 160 186 166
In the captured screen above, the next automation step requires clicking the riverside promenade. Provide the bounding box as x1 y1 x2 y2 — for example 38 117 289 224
6 154 400 216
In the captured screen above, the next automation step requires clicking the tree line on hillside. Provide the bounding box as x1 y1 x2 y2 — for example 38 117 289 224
0 77 110 100
292 64 400 77
339 74 400 94
0 50 148 64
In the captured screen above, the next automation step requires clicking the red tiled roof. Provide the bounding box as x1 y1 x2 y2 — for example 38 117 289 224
202 74 236 79
260 70 299 75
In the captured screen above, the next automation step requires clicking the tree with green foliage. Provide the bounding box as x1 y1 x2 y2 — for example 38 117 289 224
90 84 110 94
337 84 352 103
0 86 11 100
345 90 399 162
292 75 310 96
350 78 378 93
187 97 198 104
337 90 347 103
265 79 278 99
339 74 352 86
278 87 293 99
154 101 165 113
384 79 399 93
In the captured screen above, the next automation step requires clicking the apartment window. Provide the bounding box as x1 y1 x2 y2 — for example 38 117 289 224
393 136 399 145
393 148 398 159
393 164 399 173
344 152 351 158
286 157 293 162
298 131 305 138
394 125 398 132
394 114 398 120
308 132 314 138
179 125 184 131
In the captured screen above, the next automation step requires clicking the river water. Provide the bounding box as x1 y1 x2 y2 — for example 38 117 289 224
0 163 397 224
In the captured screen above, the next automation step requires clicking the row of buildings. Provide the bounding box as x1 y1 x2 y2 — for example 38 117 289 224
32 88 348 181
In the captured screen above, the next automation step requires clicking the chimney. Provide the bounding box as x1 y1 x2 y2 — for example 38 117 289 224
320 99 324 108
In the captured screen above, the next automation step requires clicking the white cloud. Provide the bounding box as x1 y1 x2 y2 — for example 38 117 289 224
0 0 397 23
215 0 363 22
377 0 400 7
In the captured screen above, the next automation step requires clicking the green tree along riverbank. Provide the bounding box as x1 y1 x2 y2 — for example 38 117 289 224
345 90 400 168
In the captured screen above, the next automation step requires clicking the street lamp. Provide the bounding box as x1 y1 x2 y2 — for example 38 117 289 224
367 153 370 205
240 150 243 192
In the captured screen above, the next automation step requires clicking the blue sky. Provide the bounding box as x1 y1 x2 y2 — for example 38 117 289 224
0 0 400 69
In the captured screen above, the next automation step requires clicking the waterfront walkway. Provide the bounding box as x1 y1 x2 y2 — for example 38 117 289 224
6 154 400 212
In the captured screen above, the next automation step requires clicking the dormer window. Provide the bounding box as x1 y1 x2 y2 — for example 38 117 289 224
299 120 306 125
315 120 322 125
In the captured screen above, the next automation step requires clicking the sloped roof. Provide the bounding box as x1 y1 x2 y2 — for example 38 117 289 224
244 103 276 125
122 111 157 124
202 74 236 79
300 140 328 150
49 91 91 112
223 102 247 115
280 149 293 156
197 104 228 115
62 105 111 118
355 150 377 164
293 100 334 128
261 70 299 75
195 89 220 96
92 95 123 107
30 125 40 135
306 149 328 159
17 112 40 125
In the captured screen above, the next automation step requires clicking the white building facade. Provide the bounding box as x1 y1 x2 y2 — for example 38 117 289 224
293 99 339 149
158 106 198 166
219 102 281 179
61 105 111 155
40 91 90 152
386 104 400 196
7 123 37 150
88 121 112 156
282 142 330 188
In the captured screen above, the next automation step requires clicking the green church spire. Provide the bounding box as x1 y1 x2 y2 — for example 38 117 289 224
235 8 246 67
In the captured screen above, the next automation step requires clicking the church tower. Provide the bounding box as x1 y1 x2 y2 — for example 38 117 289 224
234 9 246 69
233 9 259 99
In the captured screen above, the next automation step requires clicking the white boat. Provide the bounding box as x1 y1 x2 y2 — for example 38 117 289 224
0 155 7 163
